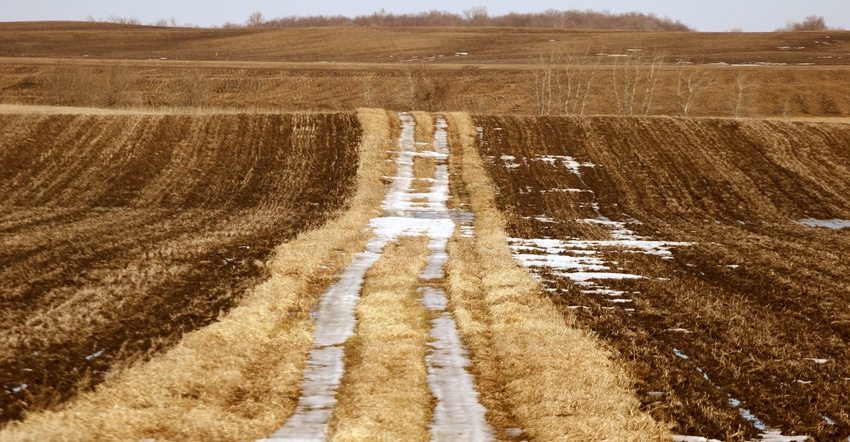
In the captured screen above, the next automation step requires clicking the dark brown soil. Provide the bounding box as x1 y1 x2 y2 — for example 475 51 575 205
475 115 850 440
0 112 361 424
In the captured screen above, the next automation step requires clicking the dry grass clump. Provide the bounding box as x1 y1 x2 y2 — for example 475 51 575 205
329 236 433 441
0 108 395 442
411 156 436 193
442 112 669 441
411 111 435 149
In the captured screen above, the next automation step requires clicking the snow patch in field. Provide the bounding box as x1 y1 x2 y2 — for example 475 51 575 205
509 217 689 301
796 218 850 229
672 348 809 442
499 152 688 312
672 436 722 442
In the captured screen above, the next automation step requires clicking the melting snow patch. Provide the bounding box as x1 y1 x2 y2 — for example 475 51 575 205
666 328 692 333
672 436 722 442
674 350 809 441
796 218 850 229
85 349 105 360
508 212 688 313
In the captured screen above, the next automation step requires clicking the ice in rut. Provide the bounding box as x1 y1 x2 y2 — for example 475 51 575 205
263 113 493 441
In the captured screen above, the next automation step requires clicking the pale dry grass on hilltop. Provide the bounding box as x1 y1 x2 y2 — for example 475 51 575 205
442 112 670 441
329 236 433 441
0 108 395 442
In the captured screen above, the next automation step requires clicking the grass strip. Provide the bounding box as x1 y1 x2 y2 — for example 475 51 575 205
328 236 433 441
442 111 670 441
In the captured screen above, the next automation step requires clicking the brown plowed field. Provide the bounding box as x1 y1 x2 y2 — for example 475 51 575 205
1 23 850 117
0 112 361 423
475 115 850 440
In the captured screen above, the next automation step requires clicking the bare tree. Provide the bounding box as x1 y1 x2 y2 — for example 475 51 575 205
730 73 750 119
562 50 600 115
463 6 489 23
530 51 560 116
675 64 715 116
610 49 665 116
640 50 665 116
246 11 265 27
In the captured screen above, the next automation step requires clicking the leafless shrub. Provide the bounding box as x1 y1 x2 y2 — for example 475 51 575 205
361 74 375 108
49 63 138 107
776 15 829 32
175 72 208 106
153 17 179 27
105 16 142 25
396 59 447 111
97 63 138 107
49 64 87 106
529 49 601 116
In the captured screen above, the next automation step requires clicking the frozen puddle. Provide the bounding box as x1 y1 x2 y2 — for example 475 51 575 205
263 114 493 441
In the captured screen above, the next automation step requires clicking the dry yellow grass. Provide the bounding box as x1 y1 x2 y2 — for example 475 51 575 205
329 236 433 441
411 111 435 148
442 111 670 441
0 108 395 442
412 156 436 193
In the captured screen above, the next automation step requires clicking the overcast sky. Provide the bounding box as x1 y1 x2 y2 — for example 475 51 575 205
3 0 849 32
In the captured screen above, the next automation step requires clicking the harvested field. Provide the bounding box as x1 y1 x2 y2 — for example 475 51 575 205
474 115 850 440
0 111 362 424
2 23 850 117
3 20 850 441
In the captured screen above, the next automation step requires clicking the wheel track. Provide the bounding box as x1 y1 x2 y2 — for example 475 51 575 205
263 113 493 441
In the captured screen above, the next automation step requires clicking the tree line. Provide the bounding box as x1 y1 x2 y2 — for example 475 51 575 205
235 8 693 32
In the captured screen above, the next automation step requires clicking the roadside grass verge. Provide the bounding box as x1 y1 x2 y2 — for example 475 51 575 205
329 236 433 441
442 112 670 441
0 108 395 442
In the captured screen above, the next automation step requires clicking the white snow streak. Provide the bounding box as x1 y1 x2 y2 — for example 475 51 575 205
796 218 850 229
263 114 492 441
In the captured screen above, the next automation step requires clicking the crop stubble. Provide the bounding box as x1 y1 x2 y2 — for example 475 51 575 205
0 112 362 424
475 115 850 440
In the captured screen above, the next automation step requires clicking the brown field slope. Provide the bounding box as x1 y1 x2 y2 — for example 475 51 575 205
0 111 361 424
475 115 850 440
